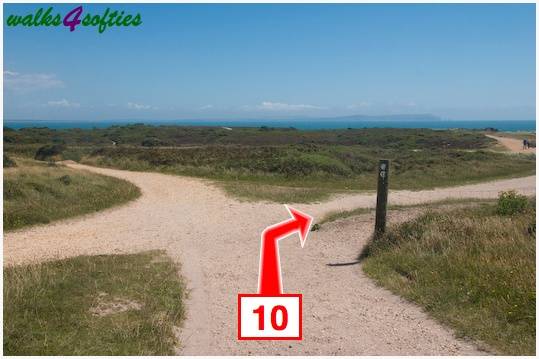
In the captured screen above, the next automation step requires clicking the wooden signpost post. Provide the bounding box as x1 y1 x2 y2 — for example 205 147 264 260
375 160 389 236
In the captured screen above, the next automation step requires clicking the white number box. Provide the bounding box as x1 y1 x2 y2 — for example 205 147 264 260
237 294 302 340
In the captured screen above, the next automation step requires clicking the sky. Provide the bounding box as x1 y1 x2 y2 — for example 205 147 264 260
3 3 536 121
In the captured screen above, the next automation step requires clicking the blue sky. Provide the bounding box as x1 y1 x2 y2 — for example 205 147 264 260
3 3 536 121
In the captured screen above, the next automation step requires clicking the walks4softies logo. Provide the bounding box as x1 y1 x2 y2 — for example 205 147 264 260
6 6 142 33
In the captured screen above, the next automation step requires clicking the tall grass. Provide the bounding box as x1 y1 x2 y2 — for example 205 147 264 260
5 126 535 202
362 199 536 355
4 251 185 355
4 158 140 230
82 145 535 194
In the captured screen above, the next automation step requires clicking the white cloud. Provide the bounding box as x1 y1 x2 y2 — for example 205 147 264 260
255 101 327 111
127 102 152 110
47 99 80 108
4 70 64 92
199 104 214 110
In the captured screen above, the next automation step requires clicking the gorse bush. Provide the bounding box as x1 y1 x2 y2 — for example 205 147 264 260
3 154 16 168
58 175 72 185
497 190 529 215
34 144 65 161
141 137 167 147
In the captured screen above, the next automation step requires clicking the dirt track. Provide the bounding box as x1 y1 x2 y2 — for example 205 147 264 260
3 163 536 355
486 134 536 153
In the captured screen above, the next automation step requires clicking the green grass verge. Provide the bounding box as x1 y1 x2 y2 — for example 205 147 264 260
317 207 373 226
313 198 496 228
361 201 536 355
4 158 141 230
3 250 185 355
220 181 341 203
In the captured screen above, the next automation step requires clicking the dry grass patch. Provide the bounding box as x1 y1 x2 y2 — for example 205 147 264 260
89 293 143 317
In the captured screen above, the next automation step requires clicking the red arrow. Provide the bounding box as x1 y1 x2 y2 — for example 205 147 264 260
258 205 313 295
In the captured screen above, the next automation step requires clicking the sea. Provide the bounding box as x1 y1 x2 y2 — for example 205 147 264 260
3 119 536 132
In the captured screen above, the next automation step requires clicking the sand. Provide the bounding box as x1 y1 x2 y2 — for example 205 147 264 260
3 160 535 355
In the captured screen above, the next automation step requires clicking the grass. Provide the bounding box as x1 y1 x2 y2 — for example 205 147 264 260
313 198 497 228
4 158 141 230
317 207 374 226
4 153 17 167
3 250 185 355
4 126 535 203
220 181 343 203
81 145 535 201
361 199 536 355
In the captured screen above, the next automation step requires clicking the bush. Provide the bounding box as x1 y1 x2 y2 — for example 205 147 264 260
497 190 528 215
34 144 65 161
4 154 16 168
141 137 166 147
58 175 72 185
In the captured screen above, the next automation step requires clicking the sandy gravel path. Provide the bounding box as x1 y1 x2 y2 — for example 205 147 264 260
486 134 536 154
4 163 535 355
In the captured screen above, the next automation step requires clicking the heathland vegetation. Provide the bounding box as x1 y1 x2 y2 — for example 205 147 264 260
4 157 140 230
4 125 535 202
4 250 185 355
361 192 536 355
3 125 535 355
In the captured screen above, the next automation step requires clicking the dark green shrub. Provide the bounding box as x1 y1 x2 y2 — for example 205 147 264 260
4 181 23 200
35 144 65 161
58 175 72 185
497 191 528 215
141 137 166 147
3 154 16 168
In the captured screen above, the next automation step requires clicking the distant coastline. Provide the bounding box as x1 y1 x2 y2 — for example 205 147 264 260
4 118 536 132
